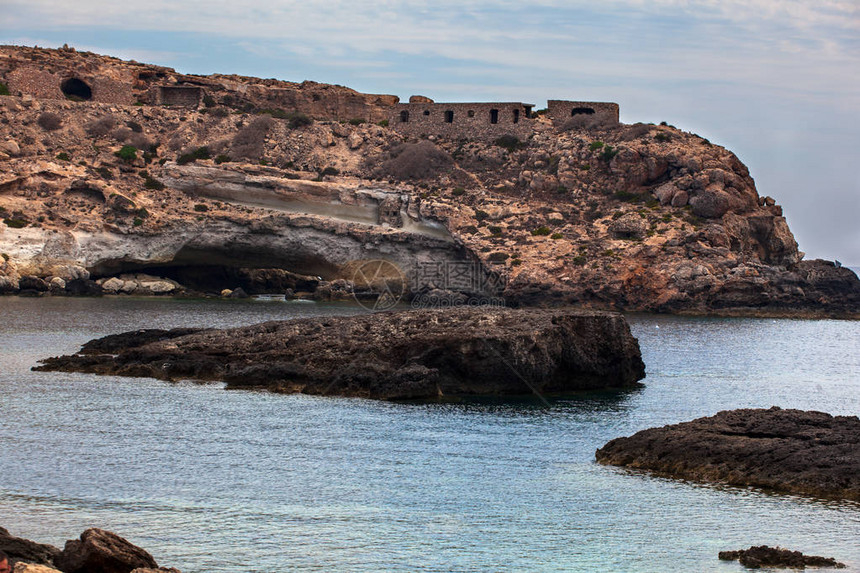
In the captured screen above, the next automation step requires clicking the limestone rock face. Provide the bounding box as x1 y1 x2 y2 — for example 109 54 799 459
596 407 860 501
54 528 158 573
36 307 646 401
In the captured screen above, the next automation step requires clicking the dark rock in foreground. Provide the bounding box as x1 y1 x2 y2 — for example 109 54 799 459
596 407 860 501
55 528 158 573
34 307 645 400
1 526 178 572
719 546 845 569
0 526 60 566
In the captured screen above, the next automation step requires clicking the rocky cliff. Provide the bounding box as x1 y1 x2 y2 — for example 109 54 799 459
1 45 858 316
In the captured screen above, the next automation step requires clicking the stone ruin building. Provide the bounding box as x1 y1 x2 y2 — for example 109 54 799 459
0 45 621 141
387 96 620 140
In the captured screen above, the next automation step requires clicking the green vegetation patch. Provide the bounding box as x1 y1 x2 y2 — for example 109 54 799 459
114 145 138 163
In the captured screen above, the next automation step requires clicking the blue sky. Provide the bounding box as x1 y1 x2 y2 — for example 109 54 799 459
3 0 859 264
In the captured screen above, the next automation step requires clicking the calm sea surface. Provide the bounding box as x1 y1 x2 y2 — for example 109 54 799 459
1 297 858 572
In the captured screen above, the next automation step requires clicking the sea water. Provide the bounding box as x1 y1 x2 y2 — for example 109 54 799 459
1 297 858 572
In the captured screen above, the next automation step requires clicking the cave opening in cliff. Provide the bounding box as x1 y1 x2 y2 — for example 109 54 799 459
60 78 92 101
89 244 342 294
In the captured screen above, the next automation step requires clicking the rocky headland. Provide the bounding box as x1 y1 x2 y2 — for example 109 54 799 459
1 45 858 316
34 307 645 400
0 525 179 573
595 407 860 501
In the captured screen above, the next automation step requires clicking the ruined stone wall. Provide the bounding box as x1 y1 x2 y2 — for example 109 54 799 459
4 66 135 104
157 86 202 107
390 102 534 140
547 100 620 127
254 84 395 122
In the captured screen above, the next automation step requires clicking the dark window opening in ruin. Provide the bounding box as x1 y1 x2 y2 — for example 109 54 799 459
400 111 409 123
513 109 520 123
524 105 534 118
490 109 499 124
468 110 475 118
423 110 430 116
61 78 92 101
571 107 596 116
444 110 454 123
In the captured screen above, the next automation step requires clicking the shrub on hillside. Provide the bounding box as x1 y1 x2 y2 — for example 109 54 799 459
494 135 524 152
0 82 10 96
114 145 138 163
37 112 63 131
85 115 116 137
561 114 615 132
231 116 273 161
372 141 453 181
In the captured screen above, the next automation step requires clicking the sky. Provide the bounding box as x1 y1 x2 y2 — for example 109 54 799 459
2 0 859 265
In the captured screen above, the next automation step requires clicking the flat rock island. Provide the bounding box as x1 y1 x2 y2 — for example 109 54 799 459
596 407 860 501
35 307 646 400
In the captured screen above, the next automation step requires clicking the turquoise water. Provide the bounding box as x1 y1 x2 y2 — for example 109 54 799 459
1 297 858 572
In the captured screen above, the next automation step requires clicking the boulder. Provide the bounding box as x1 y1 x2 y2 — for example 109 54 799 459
1 140 21 156
609 214 647 240
347 132 363 150
101 277 125 293
652 182 678 205
54 528 158 573
229 287 249 299
137 280 176 294
689 186 731 218
35 307 646 401
64 279 104 296
0 527 60 567
670 189 688 207
18 276 49 292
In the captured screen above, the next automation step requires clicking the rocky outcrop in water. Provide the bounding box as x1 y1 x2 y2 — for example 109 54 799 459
35 307 645 400
718 546 845 569
595 407 860 501
0 527 178 573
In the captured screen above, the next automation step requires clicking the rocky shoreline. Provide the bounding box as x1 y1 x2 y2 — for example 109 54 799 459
34 307 645 400
595 407 860 501
0 526 179 573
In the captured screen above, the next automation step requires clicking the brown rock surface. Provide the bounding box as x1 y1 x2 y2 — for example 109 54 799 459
0 527 60 567
35 307 646 400
54 528 158 573
596 407 860 501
